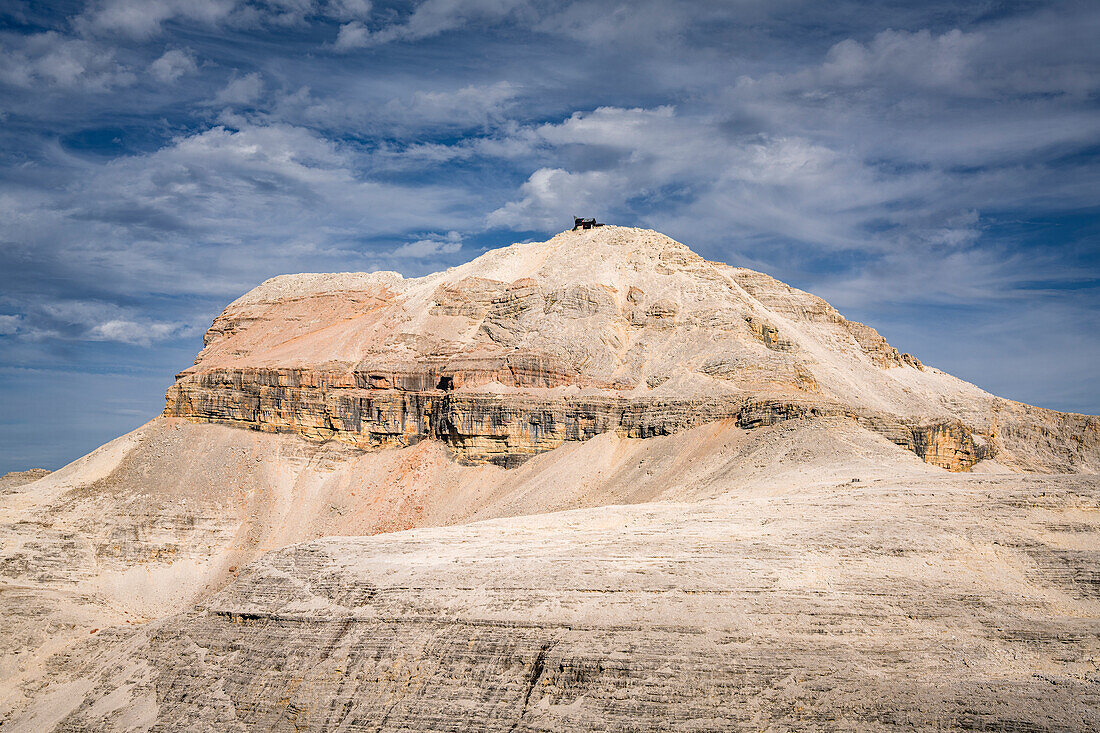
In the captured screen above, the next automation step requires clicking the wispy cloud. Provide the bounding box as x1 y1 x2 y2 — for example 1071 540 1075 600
1 0 1099 471
1 299 193 346
211 71 264 105
0 31 136 90
332 0 530 49
75 0 375 38
76 0 240 39
149 48 197 82
392 230 463 257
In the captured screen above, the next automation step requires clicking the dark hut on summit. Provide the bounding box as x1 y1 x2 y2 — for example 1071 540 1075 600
572 216 605 231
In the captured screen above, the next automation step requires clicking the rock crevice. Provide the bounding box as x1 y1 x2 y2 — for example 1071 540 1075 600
165 370 993 470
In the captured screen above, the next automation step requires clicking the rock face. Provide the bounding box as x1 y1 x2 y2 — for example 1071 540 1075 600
164 226 1097 473
0 469 50 494
3 226 1100 731
28 476 1100 732
166 377 996 470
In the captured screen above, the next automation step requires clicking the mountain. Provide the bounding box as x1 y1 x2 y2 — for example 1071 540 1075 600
1 227 1097 731
165 226 1095 472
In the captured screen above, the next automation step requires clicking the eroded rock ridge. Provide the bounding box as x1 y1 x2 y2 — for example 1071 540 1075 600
164 226 1097 472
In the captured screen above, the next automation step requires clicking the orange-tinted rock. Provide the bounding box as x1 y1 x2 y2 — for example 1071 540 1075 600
162 227 1098 473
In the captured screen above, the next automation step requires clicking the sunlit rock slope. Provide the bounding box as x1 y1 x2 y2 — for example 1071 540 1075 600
165 226 1098 473
2 226 1098 731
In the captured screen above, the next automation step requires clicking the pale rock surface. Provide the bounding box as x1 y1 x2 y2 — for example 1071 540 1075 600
1 227 1098 730
164 227 1098 473
0 469 50 494
11 475 1100 731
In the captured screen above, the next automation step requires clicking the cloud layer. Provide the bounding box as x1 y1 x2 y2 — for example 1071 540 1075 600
1 0 1098 471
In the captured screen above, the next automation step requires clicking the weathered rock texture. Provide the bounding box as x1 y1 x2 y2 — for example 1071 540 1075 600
0 469 50 494
1 416 956 729
163 227 1098 473
3 226 1100 731
18 475 1100 732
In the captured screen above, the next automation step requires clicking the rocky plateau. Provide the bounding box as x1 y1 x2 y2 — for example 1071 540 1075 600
1 226 1098 731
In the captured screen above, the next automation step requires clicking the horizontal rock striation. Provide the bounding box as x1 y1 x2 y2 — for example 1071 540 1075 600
7 226 1099 730
165 368 993 470
159 226 1097 474
41 477 1100 731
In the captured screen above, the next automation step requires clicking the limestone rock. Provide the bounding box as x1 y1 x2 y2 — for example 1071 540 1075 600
163 226 1097 473
2 226 1099 731
25 475 1100 732
0 469 50 494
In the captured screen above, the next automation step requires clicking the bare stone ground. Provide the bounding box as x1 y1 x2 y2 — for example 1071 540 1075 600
2 228 1097 730
1 421 1097 730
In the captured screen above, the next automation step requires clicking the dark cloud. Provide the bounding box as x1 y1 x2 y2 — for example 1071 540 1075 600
1 0 1098 471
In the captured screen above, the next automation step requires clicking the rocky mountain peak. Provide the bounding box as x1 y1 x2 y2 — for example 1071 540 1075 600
6 232 1099 733
163 227 1099 473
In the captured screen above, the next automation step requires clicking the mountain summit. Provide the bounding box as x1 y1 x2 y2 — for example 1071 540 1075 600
2 227 1098 731
167 225 1096 472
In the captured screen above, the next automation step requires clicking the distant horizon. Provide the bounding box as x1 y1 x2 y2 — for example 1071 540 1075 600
2 1 1098 473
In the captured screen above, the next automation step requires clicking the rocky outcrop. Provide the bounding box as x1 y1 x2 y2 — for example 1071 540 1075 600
166 369 996 470
737 400 994 472
34 476 1100 731
988 398 1100 473
905 421 993 471
164 368 765 465
0 469 50 493
158 226 1097 473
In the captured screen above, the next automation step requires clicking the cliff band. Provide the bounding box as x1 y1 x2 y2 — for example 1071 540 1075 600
165 226 1098 472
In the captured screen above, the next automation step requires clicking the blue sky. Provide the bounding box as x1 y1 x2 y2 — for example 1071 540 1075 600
1 0 1098 473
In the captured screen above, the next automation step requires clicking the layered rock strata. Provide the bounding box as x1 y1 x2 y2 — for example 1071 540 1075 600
162 226 1097 473
34 475 1100 731
0 415 959 727
5 227 1100 731
166 373 992 470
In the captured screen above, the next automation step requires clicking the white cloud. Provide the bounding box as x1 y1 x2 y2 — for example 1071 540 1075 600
333 20 370 50
149 48 198 83
332 0 530 48
488 168 615 230
0 315 22 336
93 123 462 243
80 0 178 39
212 71 263 105
78 0 239 39
483 105 901 245
472 8 1100 252
4 300 191 346
0 32 135 91
384 81 519 126
260 80 521 139
326 0 372 21
78 0 371 38
391 230 463 257
723 20 1100 170
87 318 184 345
819 29 982 92
0 121 476 316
